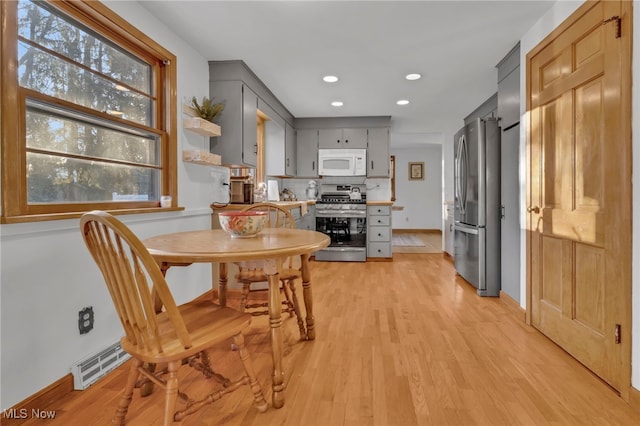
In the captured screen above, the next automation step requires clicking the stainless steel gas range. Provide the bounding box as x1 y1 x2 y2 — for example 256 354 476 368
315 184 367 262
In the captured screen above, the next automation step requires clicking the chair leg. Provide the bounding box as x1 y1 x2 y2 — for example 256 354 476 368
113 358 142 425
164 361 180 426
232 332 268 413
286 279 306 339
240 283 251 311
281 281 296 316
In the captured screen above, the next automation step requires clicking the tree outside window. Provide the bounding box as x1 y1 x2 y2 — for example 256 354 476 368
1 0 177 222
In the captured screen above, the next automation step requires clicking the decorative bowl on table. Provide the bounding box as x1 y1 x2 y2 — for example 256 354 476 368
218 210 268 238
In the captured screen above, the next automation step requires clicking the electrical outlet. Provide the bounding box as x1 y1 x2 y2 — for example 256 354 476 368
78 307 94 334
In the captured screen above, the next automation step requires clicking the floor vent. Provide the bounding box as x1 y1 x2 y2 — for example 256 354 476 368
71 341 130 390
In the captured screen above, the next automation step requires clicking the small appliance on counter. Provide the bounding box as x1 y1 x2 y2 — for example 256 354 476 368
230 177 254 204
306 180 318 200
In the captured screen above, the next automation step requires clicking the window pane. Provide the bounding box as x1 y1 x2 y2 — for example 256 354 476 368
27 152 160 204
18 41 152 125
17 0 151 95
26 107 159 166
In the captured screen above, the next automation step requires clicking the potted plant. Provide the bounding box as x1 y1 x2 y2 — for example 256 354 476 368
189 96 224 122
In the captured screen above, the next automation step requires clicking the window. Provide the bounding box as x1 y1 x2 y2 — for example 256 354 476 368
1 0 177 223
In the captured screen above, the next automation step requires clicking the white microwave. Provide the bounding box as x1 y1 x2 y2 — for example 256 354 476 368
318 148 367 176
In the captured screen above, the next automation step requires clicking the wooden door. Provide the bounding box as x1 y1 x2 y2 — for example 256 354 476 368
527 0 631 394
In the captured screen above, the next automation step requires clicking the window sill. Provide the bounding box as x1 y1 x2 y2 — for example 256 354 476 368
1 206 185 224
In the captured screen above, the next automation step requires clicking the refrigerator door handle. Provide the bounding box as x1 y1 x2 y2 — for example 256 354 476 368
455 134 468 216
454 223 479 235
460 134 468 215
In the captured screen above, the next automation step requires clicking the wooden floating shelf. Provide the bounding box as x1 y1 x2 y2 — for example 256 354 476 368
183 116 221 137
182 150 222 166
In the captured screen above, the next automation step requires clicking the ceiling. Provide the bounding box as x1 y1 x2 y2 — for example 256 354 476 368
139 1 556 148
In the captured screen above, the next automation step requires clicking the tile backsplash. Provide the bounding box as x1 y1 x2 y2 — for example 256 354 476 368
266 176 391 201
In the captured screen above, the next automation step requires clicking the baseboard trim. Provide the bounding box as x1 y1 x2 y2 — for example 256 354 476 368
442 252 453 262
393 229 441 234
1 374 74 425
499 290 526 322
629 385 640 414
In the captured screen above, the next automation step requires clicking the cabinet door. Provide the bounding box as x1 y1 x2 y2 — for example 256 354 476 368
296 129 318 177
342 128 368 148
285 122 296 175
242 85 258 166
210 81 243 165
318 128 342 148
367 127 389 177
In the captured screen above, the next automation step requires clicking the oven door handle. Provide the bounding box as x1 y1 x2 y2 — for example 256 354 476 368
320 247 366 252
316 210 367 217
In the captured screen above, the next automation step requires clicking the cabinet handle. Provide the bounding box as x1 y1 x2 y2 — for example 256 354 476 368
377 219 382 223
312 160 315 171
378 233 382 237
286 158 290 167
345 139 349 144
371 160 374 169
337 139 340 144
378 249 382 253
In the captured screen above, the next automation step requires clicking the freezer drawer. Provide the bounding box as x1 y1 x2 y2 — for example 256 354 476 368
454 224 483 291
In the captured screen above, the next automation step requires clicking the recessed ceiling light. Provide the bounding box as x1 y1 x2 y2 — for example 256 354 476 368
323 75 339 83
405 73 421 81
331 101 344 107
396 100 410 105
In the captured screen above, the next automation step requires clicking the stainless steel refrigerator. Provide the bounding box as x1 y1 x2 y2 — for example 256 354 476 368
453 117 501 296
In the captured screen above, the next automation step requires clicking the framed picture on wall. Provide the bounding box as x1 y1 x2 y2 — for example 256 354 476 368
409 162 424 180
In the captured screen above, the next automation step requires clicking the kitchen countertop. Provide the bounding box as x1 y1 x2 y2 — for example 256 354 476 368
210 200 315 211
366 200 394 206
211 200 393 210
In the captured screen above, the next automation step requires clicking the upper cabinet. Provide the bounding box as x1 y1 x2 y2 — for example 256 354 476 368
261 97 295 177
367 127 390 177
318 127 368 149
497 42 521 130
285 122 297 175
209 61 296 169
209 80 257 167
296 129 319 177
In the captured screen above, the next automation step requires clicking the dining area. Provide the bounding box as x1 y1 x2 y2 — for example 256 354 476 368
78 205 329 425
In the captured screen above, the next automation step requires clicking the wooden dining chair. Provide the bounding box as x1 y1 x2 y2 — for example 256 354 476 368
236 203 306 338
80 211 268 425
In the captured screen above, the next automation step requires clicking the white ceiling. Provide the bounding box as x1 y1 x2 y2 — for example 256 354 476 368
139 1 556 148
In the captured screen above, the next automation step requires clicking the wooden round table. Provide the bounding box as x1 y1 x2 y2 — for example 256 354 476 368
143 228 329 408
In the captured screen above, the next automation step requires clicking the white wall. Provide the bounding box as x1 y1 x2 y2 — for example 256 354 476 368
519 0 639 390
0 1 225 409
391 145 442 230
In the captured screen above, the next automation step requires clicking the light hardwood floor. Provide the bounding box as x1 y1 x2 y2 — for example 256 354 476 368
22 254 639 425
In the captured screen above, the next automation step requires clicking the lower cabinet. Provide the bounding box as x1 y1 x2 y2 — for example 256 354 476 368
367 205 392 258
444 202 455 257
295 205 316 231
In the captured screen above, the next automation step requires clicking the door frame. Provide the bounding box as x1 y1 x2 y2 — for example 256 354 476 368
525 0 633 399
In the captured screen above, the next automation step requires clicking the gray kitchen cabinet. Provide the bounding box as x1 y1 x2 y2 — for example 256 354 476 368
318 128 367 149
296 129 319 177
366 127 390 177
261 98 294 177
444 202 454 257
295 205 316 231
285 122 296 176
367 205 392 259
496 42 521 302
210 81 257 167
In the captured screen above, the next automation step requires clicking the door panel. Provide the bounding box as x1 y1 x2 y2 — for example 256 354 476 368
527 0 631 392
